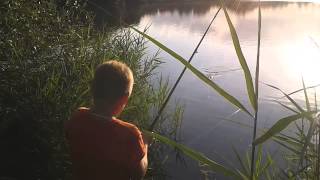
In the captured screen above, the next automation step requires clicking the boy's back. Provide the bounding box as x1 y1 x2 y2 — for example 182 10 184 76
66 107 146 180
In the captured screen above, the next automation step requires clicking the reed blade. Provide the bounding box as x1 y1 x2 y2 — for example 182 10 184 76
131 27 253 117
283 84 320 97
276 101 299 114
253 112 314 145
297 118 317 172
255 0 262 106
143 130 241 179
232 146 250 177
302 77 311 112
221 1 257 112
314 89 317 111
250 1 262 178
263 82 305 114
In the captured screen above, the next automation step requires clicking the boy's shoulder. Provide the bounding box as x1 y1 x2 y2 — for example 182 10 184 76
65 107 90 129
112 118 142 137
66 107 142 137
68 107 90 123
76 107 90 114
70 107 90 118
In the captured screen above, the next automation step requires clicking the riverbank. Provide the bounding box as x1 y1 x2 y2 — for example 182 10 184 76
0 0 182 179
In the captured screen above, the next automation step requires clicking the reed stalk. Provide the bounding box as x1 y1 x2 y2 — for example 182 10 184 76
250 1 262 179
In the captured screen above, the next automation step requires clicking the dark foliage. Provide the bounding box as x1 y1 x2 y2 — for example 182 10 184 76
0 0 164 179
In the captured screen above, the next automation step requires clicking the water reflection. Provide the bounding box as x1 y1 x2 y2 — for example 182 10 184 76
89 0 314 26
132 1 320 179
92 1 320 179
137 1 320 91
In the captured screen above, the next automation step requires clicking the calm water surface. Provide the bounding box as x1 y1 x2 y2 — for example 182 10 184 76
130 1 320 179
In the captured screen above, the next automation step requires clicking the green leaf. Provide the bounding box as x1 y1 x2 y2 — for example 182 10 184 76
275 101 299 114
294 120 306 137
302 77 311 112
255 146 273 179
237 170 250 180
264 82 316 123
221 1 257 112
258 153 273 178
232 146 250 177
143 130 241 179
272 137 301 155
73 87 90 107
278 133 304 145
131 26 253 117
314 90 317 111
255 0 262 106
297 118 317 170
255 145 263 177
285 83 320 97
253 112 313 145
263 83 305 113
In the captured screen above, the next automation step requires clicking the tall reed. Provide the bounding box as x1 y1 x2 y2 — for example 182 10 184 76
133 0 320 179
250 1 262 179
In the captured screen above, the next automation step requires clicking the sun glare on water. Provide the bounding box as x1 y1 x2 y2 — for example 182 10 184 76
259 0 320 2
281 37 320 85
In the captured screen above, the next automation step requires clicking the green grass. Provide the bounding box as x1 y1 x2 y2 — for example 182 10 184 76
0 0 182 179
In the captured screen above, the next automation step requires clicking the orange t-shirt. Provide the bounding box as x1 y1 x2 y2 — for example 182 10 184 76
65 108 146 180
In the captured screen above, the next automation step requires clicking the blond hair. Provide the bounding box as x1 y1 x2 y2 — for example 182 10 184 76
91 60 134 107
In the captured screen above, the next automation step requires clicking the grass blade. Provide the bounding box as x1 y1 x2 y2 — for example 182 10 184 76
255 147 273 179
314 89 317 111
275 101 299 114
255 0 262 103
221 1 257 111
250 1 262 178
283 84 320 97
232 146 250 177
294 120 306 138
253 112 314 145
143 130 241 179
278 132 304 144
255 145 263 178
131 26 253 117
297 119 317 171
273 139 300 155
302 77 311 112
263 82 305 113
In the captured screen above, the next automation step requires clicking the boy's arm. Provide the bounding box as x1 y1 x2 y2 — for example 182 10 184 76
131 131 152 179
131 144 148 180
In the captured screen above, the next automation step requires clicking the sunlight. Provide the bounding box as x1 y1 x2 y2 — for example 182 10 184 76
281 37 320 85
259 0 320 3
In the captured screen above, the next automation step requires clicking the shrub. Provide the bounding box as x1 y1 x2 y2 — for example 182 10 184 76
0 0 170 179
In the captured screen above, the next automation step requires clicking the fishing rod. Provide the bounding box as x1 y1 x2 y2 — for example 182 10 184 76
148 7 221 131
87 0 222 131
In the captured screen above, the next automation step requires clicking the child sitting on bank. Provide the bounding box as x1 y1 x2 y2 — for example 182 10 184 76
65 60 151 180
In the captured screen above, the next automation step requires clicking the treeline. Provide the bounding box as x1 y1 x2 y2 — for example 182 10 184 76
87 0 301 26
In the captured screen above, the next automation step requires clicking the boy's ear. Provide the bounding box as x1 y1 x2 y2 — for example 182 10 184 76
112 95 129 115
119 95 129 106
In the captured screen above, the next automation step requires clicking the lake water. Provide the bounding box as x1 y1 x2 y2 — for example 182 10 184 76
97 1 320 179
130 1 320 179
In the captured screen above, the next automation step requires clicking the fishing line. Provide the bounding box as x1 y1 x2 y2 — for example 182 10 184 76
148 7 221 130
87 0 225 131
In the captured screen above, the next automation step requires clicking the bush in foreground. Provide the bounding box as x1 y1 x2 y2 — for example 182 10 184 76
0 0 178 179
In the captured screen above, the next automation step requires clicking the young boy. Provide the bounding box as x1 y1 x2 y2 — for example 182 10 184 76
65 60 150 180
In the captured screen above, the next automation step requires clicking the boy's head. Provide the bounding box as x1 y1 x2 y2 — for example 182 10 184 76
91 60 134 115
